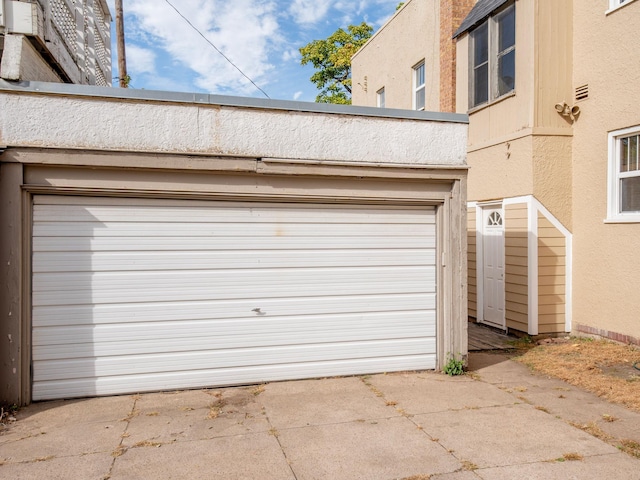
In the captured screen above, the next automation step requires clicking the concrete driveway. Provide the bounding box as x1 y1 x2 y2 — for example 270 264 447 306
1 352 639 479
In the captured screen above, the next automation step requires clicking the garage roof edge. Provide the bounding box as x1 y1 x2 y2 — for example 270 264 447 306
0 80 469 124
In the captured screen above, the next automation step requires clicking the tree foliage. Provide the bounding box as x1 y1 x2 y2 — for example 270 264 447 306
299 22 373 104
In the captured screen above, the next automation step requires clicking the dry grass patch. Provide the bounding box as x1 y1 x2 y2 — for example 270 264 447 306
619 439 640 459
399 475 431 480
558 453 584 462
133 440 163 448
516 338 640 411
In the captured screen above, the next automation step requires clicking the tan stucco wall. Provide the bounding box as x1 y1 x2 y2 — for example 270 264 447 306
532 135 572 229
352 0 440 110
571 0 640 341
467 136 534 202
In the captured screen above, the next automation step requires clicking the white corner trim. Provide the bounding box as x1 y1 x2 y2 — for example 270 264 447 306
530 196 573 334
527 198 538 336
475 205 484 322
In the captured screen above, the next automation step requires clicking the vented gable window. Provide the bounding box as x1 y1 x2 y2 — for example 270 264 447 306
469 3 515 109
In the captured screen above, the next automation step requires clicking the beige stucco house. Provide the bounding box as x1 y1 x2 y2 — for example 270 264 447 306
0 80 469 405
352 0 640 345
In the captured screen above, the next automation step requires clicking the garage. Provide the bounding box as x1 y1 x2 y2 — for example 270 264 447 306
0 81 468 405
31 196 437 400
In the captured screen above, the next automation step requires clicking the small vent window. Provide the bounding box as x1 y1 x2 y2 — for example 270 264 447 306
575 84 589 101
487 211 503 226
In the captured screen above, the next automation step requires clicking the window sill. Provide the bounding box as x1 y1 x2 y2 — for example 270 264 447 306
467 90 516 115
606 0 637 15
604 215 640 224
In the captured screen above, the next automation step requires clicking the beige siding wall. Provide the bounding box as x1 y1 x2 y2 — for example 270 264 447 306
352 0 440 110
537 213 566 334
467 206 477 318
571 1 640 340
504 203 528 332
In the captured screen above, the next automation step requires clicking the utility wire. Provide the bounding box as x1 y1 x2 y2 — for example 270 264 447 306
164 0 271 99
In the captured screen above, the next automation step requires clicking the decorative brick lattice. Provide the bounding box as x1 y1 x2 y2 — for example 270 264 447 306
51 0 78 57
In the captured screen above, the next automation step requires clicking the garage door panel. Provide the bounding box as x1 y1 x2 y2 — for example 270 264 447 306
33 249 437 273
33 202 437 224
32 354 437 401
33 221 433 238
32 198 437 400
33 338 437 381
33 293 437 327
33 311 437 358
33 268 436 306
33 235 436 252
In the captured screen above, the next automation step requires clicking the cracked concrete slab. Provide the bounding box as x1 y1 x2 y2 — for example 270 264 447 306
277 416 462 480
0 452 113 480
260 376 397 429
367 371 518 414
109 432 295 480
414 404 618 469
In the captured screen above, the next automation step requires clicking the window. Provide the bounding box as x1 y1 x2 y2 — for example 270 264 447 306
607 0 637 13
608 126 640 222
377 87 385 108
469 3 515 109
413 62 425 111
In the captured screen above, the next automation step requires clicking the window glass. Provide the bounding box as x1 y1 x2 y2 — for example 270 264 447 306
621 177 640 212
498 50 515 96
414 63 425 110
498 7 515 51
473 23 489 66
474 64 489 105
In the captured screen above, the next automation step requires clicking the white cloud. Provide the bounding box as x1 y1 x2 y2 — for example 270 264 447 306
289 0 333 25
293 91 303 100
125 0 281 96
126 44 156 75
282 48 299 63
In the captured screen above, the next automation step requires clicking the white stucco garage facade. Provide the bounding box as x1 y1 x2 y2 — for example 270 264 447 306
0 81 468 405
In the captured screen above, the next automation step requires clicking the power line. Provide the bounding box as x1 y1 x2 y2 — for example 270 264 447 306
163 0 270 99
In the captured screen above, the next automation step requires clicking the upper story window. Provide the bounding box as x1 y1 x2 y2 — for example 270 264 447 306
607 126 640 222
377 87 385 108
607 0 637 13
413 62 425 111
469 3 515 109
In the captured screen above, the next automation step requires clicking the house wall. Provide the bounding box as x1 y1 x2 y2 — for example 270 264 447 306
351 0 441 110
504 203 528 332
458 0 573 228
0 34 63 82
467 205 477 317
537 213 566 334
571 0 640 342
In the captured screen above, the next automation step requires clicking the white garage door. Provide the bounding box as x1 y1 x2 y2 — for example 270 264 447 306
31 196 437 400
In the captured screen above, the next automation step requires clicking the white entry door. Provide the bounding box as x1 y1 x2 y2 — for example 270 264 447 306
482 208 505 329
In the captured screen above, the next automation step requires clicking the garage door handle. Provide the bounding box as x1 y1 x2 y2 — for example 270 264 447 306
252 308 266 315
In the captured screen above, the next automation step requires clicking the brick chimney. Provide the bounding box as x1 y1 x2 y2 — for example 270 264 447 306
440 0 476 112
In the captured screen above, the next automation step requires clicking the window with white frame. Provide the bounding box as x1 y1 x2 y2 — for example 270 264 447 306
377 87 385 108
413 62 425 111
469 2 515 109
608 126 640 221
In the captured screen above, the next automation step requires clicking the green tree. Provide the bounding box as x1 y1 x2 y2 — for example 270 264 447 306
299 22 373 104
396 2 405 10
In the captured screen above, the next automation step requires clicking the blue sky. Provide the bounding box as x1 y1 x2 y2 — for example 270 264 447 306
105 0 400 102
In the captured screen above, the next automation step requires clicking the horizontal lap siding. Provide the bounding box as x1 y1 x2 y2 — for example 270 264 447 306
31 196 437 400
538 214 566 333
468 207 477 318
505 204 528 333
